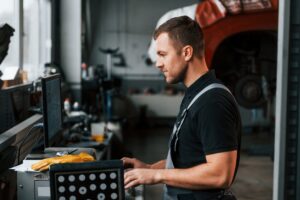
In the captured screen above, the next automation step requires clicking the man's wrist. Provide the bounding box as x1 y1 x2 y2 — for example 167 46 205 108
149 163 157 169
149 160 166 169
154 169 164 183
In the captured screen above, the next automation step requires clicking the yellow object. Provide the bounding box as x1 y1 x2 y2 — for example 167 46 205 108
91 134 105 143
31 152 95 172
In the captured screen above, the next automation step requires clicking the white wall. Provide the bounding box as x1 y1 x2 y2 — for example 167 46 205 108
60 0 81 86
89 0 199 78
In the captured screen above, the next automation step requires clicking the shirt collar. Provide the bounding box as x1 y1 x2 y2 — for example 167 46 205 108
185 69 217 100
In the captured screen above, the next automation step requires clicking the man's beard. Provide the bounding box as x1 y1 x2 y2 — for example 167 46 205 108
167 64 188 85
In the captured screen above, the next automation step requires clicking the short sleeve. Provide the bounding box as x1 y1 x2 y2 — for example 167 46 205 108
198 100 238 155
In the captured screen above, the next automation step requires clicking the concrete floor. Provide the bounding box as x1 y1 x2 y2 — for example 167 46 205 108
123 124 273 200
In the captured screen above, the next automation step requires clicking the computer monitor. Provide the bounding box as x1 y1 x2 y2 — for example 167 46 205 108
0 114 43 171
41 74 62 148
0 83 33 134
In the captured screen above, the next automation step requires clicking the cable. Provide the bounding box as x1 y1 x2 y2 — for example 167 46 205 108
17 122 44 164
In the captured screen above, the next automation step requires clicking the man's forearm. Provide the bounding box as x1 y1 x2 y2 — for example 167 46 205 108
156 163 226 190
156 151 237 189
150 159 166 169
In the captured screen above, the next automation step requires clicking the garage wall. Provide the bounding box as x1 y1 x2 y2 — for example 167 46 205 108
88 0 199 78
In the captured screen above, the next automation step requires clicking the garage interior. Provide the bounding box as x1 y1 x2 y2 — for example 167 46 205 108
0 0 299 199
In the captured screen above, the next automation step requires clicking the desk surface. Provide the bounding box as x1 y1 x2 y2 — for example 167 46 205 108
64 132 113 160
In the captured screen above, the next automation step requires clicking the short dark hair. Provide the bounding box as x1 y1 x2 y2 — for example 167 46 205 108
153 16 205 59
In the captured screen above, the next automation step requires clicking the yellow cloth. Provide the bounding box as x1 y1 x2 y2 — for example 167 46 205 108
31 152 95 172
91 134 105 143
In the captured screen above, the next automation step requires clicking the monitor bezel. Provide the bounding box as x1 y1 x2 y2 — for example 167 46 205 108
41 74 62 148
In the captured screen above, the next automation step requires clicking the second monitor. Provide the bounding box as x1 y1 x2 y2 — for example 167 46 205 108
41 74 63 148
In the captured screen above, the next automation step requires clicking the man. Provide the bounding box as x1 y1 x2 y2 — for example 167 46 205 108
122 16 241 200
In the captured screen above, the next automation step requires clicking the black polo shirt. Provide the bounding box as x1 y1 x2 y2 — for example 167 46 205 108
168 70 241 200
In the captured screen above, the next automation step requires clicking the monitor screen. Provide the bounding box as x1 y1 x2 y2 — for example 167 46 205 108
0 83 32 134
41 74 62 148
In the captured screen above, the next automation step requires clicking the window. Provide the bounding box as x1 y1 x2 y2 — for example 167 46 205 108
0 0 52 82
23 0 52 81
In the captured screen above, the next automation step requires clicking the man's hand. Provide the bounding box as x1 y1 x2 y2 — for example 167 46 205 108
121 157 150 169
124 168 162 189
121 158 166 189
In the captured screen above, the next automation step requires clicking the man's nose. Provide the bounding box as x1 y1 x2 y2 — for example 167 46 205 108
155 59 163 69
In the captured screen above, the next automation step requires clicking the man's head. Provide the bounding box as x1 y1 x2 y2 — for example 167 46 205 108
153 16 205 84
154 16 204 60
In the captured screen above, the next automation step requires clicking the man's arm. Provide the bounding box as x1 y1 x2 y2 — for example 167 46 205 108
160 150 237 189
122 157 166 169
124 150 237 189
150 160 166 169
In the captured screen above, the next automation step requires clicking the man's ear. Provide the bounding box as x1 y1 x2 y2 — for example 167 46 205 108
182 45 193 61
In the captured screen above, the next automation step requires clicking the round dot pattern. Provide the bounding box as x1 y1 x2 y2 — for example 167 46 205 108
79 174 85 181
54 169 121 199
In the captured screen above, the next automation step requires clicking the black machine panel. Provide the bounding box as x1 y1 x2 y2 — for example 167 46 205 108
49 160 125 200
